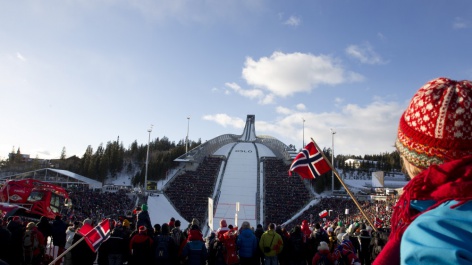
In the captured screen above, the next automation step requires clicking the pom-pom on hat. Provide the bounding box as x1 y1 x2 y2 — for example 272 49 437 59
141 204 148 211
139 226 147 232
396 77 472 169
318 241 329 251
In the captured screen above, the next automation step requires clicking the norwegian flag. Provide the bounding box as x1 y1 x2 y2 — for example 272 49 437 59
319 210 328 218
78 219 111 252
289 141 331 179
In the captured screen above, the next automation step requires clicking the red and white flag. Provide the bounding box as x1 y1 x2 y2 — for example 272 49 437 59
319 210 328 218
289 141 331 179
78 219 111 252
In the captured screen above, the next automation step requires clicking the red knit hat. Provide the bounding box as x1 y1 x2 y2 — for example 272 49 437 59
396 77 472 169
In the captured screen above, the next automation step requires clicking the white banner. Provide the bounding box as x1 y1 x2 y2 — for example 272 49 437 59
208 198 214 232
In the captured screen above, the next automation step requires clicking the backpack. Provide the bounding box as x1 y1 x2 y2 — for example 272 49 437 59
317 253 332 265
156 236 171 260
171 228 183 247
23 230 39 251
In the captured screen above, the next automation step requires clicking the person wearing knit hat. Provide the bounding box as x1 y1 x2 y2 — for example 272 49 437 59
129 225 153 264
312 241 334 265
136 203 152 235
216 219 229 239
374 77 472 265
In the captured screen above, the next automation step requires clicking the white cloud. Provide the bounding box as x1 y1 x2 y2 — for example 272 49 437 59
204 97 405 155
345 42 386 65
225 82 265 100
453 17 470 29
284 16 301 26
259 94 276 104
276 106 292 115
296 103 306 110
202 113 245 128
242 51 359 98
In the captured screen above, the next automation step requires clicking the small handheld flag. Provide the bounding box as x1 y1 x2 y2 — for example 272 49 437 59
319 210 328 218
289 141 331 179
78 219 111 252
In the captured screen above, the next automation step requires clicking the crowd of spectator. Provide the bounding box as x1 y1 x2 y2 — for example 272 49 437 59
164 156 223 224
263 158 312 225
285 196 396 231
65 189 135 224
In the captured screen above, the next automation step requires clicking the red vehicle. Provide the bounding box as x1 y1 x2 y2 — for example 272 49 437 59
0 178 71 220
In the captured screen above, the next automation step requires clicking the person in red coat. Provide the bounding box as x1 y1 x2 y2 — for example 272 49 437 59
312 241 334 265
129 226 153 265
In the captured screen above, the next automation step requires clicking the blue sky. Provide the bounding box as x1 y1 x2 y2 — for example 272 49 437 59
1 0 472 160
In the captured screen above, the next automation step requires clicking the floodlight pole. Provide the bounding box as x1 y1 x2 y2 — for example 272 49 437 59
331 129 336 192
145 125 153 196
186 116 190 153
302 118 305 147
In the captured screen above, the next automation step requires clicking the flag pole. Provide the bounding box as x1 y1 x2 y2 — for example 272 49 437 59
310 138 377 232
48 236 85 265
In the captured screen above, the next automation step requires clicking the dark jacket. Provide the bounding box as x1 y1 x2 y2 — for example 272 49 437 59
36 216 52 244
182 240 207 265
71 233 97 265
136 211 153 232
129 232 153 265
51 218 68 247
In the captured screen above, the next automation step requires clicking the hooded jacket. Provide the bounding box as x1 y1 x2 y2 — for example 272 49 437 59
237 228 257 258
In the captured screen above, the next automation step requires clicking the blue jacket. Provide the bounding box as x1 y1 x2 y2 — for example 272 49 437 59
182 240 208 265
236 228 257 258
401 200 472 264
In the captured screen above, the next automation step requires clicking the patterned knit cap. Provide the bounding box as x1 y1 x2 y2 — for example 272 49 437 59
396 77 472 169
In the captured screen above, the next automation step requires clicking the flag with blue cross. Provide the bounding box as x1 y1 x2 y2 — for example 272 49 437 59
289 141 331 179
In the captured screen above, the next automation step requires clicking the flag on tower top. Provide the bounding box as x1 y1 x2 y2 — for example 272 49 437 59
289 141 331 179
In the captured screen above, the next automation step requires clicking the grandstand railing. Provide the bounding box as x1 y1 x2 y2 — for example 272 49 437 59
254 136 292 161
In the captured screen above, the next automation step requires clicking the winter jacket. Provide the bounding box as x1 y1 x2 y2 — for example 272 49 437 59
288 230 306 261
71 233 97 265
237 228 257 258
129 232 153 265
400 200 472 264
332 240 360 265
51 218 68 247
136 210 153 232
259 230 283 257
312 249 334 265
182 238 208 265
